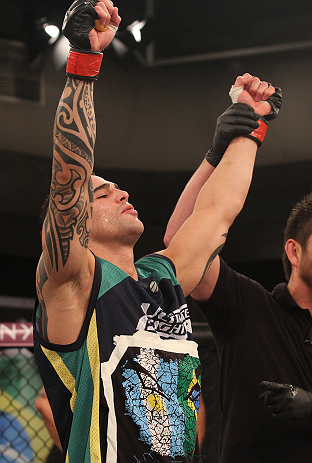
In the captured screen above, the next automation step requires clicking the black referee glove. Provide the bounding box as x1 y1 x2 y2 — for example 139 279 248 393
259 380 312 419
205 103 260 167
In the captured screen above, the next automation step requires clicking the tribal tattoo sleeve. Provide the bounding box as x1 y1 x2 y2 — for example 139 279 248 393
36 78 96 339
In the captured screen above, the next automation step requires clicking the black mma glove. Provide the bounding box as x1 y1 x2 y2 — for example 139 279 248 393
205 103 260 167
259 381 312 419
62 0 103 80
262 87 282 121
243 86 282 146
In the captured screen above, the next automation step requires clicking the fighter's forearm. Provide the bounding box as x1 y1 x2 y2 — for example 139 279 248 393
193 137 257 222
164 160 215 247
48 77 95 270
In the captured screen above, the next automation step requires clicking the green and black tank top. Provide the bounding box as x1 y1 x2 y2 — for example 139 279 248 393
34 253 202 463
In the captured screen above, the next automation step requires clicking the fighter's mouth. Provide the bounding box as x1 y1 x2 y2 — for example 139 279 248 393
122 204 137 214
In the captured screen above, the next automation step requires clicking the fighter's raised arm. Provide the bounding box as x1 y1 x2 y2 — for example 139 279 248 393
36 1 121 344
160 74 281 298
163 99 264 247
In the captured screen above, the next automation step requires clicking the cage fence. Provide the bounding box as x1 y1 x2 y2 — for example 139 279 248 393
0 322 55 463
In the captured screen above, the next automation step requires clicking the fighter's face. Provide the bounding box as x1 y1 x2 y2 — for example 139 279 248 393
89 175 144 247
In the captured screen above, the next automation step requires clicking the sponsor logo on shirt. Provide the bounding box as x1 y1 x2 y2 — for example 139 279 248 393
136 303 192 339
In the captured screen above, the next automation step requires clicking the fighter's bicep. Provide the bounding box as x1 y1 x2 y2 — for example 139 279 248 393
160 210 229 296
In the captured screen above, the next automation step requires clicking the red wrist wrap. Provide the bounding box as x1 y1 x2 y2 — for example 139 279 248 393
248 119 268 145
66 50 103 79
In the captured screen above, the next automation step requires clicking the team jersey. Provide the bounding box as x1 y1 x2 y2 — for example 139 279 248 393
34 253 202 463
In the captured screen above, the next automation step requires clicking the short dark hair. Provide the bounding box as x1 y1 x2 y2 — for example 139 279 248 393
282 192 312 281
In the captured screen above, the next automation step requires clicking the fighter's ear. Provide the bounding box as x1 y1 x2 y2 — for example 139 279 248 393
284 239 301 269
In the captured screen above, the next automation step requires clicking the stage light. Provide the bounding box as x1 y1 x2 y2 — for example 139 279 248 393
126 20 147 43
43 24 60 44
26 17 62 70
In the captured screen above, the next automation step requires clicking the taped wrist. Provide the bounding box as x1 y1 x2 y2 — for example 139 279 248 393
245 117 268 146
66 49 103 80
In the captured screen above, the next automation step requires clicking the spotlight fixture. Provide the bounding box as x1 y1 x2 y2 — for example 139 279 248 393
27 17 61 67
42 23 60 44
126 20 147 43
108 0 154 62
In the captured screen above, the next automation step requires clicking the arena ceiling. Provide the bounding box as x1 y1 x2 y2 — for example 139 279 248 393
2 0 312 66
1 0 312 174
